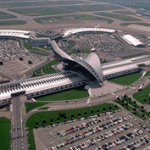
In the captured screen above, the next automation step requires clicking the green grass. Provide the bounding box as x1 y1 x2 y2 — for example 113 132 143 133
25 102 48 113
0 20 26 26
108 73 142 85
145 71 150 76
26 103 119 150
24 42 49 56
96 12 141 21
133 84 150 104
36 87 89 101
39 107 49 110
113 11 134 15
0 117 11 150
34 14 113 24
9 7 74 16
32 60 59 77
0 11 16 20
121 23 150 27
68 41 76 48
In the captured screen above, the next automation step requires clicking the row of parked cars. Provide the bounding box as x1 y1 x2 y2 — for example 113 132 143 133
50 115 130 150
120 135 150 150
65 123 133 150
57 115 128 137
94 128 144 150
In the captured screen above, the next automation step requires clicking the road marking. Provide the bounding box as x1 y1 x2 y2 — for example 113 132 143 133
87 98 91 104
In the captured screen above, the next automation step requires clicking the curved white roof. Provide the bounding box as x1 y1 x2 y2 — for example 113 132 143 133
63 28 116 37
121 34 144 47
0 30 32 39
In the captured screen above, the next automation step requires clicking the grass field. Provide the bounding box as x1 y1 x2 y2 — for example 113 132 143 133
108 73 142 85
25 102 48 113
96 12 141 21
0 1 88 8
145 71 150 76
34 14 113 24
0 11 16 20
63 4 123 12
36 87 89 101
9 7 74 16
121 23 150 27
26 103 119 150
32 60 59 77
0 117 11 150
0 20 27 26
113 11 134 15
133 84 150 104
24 42 49 56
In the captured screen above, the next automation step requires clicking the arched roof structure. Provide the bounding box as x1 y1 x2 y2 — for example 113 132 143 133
62 28 116 38
50 40 103 84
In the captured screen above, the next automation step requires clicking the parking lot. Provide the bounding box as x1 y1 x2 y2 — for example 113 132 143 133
0 39 46 79
33 109 150 150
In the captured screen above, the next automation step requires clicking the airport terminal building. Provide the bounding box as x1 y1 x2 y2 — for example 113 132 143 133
0 28 150 101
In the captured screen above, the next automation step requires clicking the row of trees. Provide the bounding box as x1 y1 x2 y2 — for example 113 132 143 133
35 105 118 128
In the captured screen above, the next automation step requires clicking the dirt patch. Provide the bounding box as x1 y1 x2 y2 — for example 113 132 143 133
127 24 150 32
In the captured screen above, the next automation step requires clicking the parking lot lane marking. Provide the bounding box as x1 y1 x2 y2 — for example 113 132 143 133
15 59 30 69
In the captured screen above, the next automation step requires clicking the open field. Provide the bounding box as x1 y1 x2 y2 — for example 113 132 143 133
96 12 141 21
113 10 134 15
26 103 119 150
0 1 89 8
0 117 11 150
0 11 16 20
9 7 74 16
133 84 150 104
63 4 123 12
108 73 142 85
0 20 27 26
121 22 150 27
25 102 48 113
9 4 123 17
32 60 59 77
24 42 49 56
36 87 89 101
34 14 113 24
145 71 150 76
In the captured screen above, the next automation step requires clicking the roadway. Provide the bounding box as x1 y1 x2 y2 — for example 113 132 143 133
11 95 27 150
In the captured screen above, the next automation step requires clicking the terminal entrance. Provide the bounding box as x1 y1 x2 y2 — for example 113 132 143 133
11 91 25 97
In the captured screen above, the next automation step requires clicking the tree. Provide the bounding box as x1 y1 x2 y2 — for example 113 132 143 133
115 105 118 110
97 109 100 116
103 108 106 113
78 113 81 118
84 112 87 117
57 117 60 123
141 106 144 112
142 114 145 119
109 107 112 112
133 108 136 114
91 110 94 116
71 114 74 120
42 120 46 126
144 99 147 104
35 122 39 128
50 119 53 125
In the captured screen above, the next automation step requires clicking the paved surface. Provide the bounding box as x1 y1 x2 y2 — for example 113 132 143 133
11 96 27 150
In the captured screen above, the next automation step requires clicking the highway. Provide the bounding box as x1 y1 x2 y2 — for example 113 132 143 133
11 96 27 150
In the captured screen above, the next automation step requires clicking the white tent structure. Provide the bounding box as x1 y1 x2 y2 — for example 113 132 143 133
121 34 144 47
